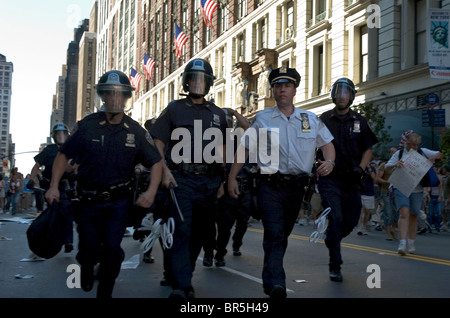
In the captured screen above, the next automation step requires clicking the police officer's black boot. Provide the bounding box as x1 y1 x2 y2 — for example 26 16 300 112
80 266 94 292
329 269 343 282
97 279 115 299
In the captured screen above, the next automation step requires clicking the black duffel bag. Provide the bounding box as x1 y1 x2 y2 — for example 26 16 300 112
26 200 67 259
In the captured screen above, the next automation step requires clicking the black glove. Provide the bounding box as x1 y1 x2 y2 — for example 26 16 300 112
351 166 365 190
26 179 35 190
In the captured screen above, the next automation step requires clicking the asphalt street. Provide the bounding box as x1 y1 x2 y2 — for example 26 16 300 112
1 208 449 313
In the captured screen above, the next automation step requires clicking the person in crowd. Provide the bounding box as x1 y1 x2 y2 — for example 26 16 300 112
150 59 228 298
318 77 379 282
442 166 450 231
45 70 163 298
22 174 34 211
214 108 251 267
385 131 443 255
356 163 377 235
228 67 336 298
0 173 5 212
425 166 444 232
9 168 21 215
376 147 399 240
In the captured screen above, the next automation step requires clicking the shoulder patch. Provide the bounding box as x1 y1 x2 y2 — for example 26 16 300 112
145 132 156 146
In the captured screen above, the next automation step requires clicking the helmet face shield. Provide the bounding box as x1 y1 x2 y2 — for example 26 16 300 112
333 82 352 101
185 72 211 96
98 85 132 113
53 131 68 145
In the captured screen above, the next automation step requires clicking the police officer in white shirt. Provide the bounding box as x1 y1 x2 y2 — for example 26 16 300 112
228 67 335 298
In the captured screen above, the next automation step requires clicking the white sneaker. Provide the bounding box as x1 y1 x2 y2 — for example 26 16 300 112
408 240 416 254
398 240 406 256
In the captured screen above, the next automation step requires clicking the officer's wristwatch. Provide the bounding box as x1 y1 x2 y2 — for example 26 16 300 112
326 160 335 167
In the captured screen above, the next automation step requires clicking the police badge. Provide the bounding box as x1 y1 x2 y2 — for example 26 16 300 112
353 120 361 133
126 133 136 147
301 113 311 133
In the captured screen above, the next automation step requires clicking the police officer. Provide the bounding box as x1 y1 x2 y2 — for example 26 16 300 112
228 67 336 298
318 78 378 282
214 108 251 266
150 58 228 298
28 123 76 253
45 70 163 298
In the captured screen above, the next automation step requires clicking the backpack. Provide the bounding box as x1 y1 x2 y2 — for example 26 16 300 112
399 148 440 187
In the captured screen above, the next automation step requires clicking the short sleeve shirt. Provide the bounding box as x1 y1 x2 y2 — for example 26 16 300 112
320 108 378 174
60 112 161 190
241 106 334 175
34 144 59 180
150 98 228 165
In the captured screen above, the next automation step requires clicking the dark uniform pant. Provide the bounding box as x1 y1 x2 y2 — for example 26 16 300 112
167 172 220 289
318 177 361 271
216 189 251 258
75 198 130 297
258 180 304 293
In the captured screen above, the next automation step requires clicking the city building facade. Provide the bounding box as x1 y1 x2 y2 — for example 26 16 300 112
0 54 14 171
91 0 450 153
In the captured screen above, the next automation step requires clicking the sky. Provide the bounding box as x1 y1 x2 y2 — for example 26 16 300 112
0 0 94 174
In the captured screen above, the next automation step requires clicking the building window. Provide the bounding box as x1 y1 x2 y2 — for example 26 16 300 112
217 46 226 78
235 33 245 63
309 0 330 27
219 1 229 34
236 0 247 19
415 0 427 65
258 18 266 50
360 25 369 82
318 45 324 94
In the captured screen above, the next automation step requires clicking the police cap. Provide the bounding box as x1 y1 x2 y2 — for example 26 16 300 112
269 67 301 88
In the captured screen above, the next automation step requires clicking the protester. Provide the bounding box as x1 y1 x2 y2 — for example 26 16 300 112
385 132 442 255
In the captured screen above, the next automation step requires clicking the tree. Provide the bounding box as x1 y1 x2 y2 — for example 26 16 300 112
352 102 392 160
439 128 450 166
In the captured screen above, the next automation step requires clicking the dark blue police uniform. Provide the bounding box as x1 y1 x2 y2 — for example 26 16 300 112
318 108 378 273
150 97 227 294
34 144 75 251
59 111 161 297
215 162 255 265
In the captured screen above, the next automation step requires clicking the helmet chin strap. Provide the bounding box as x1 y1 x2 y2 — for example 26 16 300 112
189 93 204 99
337 105 350 110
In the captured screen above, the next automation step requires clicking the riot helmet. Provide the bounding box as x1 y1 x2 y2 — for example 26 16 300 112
52 123 69 145
182 59 215 98
330 78 356 109
95 70 134 113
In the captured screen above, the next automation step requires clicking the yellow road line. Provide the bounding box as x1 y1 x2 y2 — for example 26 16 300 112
247 228 450 266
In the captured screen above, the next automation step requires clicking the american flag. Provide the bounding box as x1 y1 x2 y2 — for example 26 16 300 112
130 67 142 91
201 0 218 29
143 53 156 81
174 23 188 59
398 130 413 148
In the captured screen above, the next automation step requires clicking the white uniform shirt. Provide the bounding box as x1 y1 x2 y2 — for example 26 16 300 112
241 106 334 175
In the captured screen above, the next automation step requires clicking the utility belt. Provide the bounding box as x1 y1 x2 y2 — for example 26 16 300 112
169 162 222 177
259 172 310 189
77 181 133 203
